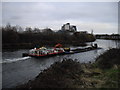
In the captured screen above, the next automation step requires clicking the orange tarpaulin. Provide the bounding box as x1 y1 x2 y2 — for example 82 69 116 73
55 43 63 48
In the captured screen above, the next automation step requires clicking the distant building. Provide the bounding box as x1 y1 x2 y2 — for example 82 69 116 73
62 23 70 30
61 23 77 32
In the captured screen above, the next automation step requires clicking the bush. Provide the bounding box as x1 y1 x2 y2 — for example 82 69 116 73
95 48 120 69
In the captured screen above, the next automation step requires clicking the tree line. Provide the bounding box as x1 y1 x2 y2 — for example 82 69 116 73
2 24 95 49
95 34 120 40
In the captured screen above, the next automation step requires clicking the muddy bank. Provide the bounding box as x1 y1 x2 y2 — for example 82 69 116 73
16 48 120 89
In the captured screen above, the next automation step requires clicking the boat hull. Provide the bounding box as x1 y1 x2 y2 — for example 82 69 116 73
22 52 65 58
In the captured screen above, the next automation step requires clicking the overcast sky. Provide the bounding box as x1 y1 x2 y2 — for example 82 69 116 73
2 2 118 34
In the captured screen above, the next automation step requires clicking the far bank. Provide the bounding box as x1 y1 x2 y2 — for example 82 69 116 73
2 24 95 49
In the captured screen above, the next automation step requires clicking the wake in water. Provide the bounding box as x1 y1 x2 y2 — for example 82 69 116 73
2 56 31 64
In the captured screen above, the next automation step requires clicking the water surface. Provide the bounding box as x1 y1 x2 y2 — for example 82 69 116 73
2 39 120 88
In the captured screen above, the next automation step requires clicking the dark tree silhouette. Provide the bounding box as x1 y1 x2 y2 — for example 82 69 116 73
2 24 96 49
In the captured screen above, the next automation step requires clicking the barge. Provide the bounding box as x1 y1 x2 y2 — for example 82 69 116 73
22 43 99 58
23 47 65 58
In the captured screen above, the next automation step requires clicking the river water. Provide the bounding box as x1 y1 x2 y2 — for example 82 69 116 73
2 39 120 88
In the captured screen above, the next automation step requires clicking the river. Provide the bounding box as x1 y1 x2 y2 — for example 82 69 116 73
2 39 120 88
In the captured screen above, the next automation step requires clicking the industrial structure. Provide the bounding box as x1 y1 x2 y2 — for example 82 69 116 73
61 23 77 32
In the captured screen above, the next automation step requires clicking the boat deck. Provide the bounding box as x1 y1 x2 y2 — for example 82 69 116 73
22 47 101 58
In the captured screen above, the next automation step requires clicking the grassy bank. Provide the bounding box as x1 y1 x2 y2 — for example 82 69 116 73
16 48 120 89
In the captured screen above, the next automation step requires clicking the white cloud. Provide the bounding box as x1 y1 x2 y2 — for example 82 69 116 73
2 2 118 34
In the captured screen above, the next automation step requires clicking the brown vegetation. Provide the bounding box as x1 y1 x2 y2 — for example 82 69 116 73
95 48 120 69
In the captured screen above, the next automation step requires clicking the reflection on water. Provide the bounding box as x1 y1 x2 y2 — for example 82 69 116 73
2 39 120 88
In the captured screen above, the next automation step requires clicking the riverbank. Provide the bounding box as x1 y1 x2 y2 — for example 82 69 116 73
2 24 95 49
2 42 88 50
16 48 120 89
95 34 120 40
